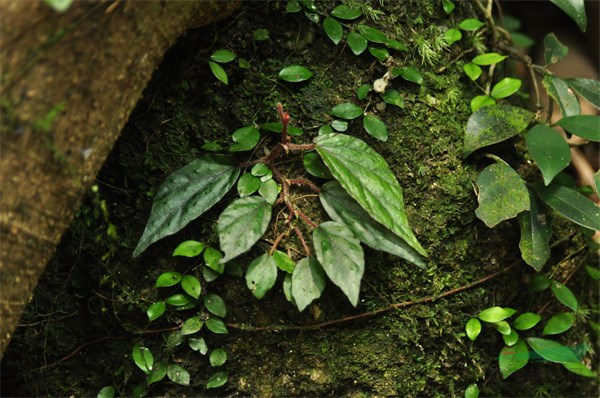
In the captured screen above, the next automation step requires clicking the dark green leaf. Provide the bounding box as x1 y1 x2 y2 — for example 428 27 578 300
206 371 228 389
464 383 479 398
458 18 485 31
134 155 239 256
172 240 204 257
204 293 227 317
358 24 388 43
303 152 334 179
513 312 541 330
463 63 482 81
564 78 600 109
258 179 279 204
201 141 222 152
278 65 313 82
491 77 522 99
323 17 343 45
550 280 579 311
543 312 575 335
314 133 427 256
533 182 600 231
319 181 426 268
313 222 364 306
167 364 190 386
392 66 423 85
205 316 228 334
146 362 167 385
470 95 495 112
253 28 270 42
381 89 404 107
132 342 153 374
237 173 261 197
475 162 530 228
526 337 579 363
543 33 568 65
331 102 363 119
131 384 148 398
562 361 596 377
463 104 534 156
246 253 278 299
363 114 388 141
204 246 224 274
356 84 371 100
525 124 571 185
230 126 260 152
188 337 208 354
478 306 517 323
156 271 182 287
283 273 294 302
466 317 481 341
518 191 551 271
181 316 203 335
218 196 272 263
272 250 296 273
209 349 227 367
444 28 461 45
319 124 334 135
503 329 520 346
208 61 228 84
261 122 303 136
291 256 326 311
330 4 363 19
369 47 390 61
210 49 236 63
147 302 166 322
165 293 197 307
586 265 600 280
442 0 455 14
555 115 600 141
472 52 508 66
549 0 587 32
543 75 580 117
181 275 201 299
499 339 529 379
347 31 368 55
530 275 551 292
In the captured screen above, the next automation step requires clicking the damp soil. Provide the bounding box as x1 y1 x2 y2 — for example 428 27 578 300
1 1 597 397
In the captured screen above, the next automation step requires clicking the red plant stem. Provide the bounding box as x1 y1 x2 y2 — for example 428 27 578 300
295 208 318 229
288 178 321 193
293 225 311 257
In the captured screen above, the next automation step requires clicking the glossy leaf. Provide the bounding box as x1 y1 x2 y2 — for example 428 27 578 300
323 17 343 45
369 47 390 61
132 343 153 374
470 95 495 112
555 115 600 141
347 31 368 55
314 133 427 256
543 312 575 335
494 320 512 335
543 75 580 117
210 49 236 63
181 316 203 335
503 329 520 346
472 53 507 66
291 256 326 312
463 104 534 156
272 250 296 273
518 191 551 271
209 349 227 367
189 337 208 354
237 173 261 197
525 124 571 185
478 306 517 323
363 114 388 141
499 339 529 379
278 65 313 82
562 362 596 377
167 364 190 386
513 312 541 331
134 155 239 257
357 84 371 100
258 179 279 204
381 89 404 107
251 163 270 177
206 371 228 389
458 18 485 31
147 302 166 322
147 363 167 385
246 253 278 299
156 271 182 287
320 181 426 268
205 316 228 334
172 240 204 257
444 28 462 45
331 119 348 132
330 4 362 19
204 246 224 274
218 196 272 263
474 162 530 228
463 63 482 81
204 293 227 317
533 182 600 231
526 337 579 363
466 317 481 341
208 61 228 84
549 0 587 32
392 66 423 85
331 103 363 120
181 275 201 299
303 152 333 179
230 126 260 152
550 280 579 311
313 221 364 306
543 33 568 65
165 293 196 307
491 78 521 99
564 78 600 109
464 383 479 398
358 25 387 43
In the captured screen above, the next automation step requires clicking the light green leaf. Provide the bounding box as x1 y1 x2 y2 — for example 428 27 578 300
533 182 600 231
475 162 530 228
470 95 495 112
543 312 575 335
132 342 154 374
491 77 522 99
369 47 390 61
386 39 408 51
181 316 203 335
172 240 204 257
253 28 270 42
564 78 600 109
518 191 551 271
251 163 270 177
147 302 166 322
331 119 348 132
363 114 388 141
549 0 587 32
303 152 333 179
357 84 371 100
478 306 517 323
513 312 541 331
218 196 272 263
442 0 455 13
466 317 481 341
347 31 368 55
463 104 534 156
167 364 190 386
458 18 485 31
555 115 600 141
209 349 227 367
330 4 363 20
331 102 363 120
464 383 479 398
314 133 427 256
272 250 296 273
562 361 596 377
526 337 579 363
204 293 227 318
209 61 228 84
278 65 313 82
44 0 73 12
205 316 228 334
543 33 568 65
323 17 343 45
444 28 462 45
543 75 580 117
463 63 482 81
146 362 168 385
188 337 208 354
246 253 278 299
237 173 261 197
381 89 404 107
258 179 279 204
503 329 520 346
525 124 571 185
230 126 260 152
181 275 201 299
283 273 294 303
156 271 182 287
165 293 197 307
319 181 426 268
313 221 364 306
499 339 529 379
134 156 239 257
358 24 388 43
210 49 236 63
494 320 512 335
291 256 326 311
392 66 423 85
472 52 508 66
204 246 224 274
206 371 228 389
550 280 579 311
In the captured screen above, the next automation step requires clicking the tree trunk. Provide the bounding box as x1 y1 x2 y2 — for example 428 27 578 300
0 0 239 358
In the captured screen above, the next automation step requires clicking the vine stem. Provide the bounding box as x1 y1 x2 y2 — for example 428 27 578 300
227 260 520 332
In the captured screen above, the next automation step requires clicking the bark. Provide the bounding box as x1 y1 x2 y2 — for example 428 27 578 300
0 0 239 358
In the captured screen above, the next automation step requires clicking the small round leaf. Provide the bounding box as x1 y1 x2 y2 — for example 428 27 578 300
363 114 388 141
209 348 228 367
331 103 363 120
181 275 202 299
513 312 541 330
278 65 313 82
172 240 204 257
204 293 227 318
206 371 228 389
478 306 516 323
466 317 481 341
210 49 236 63
147 301 166 322
156 272 182 288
